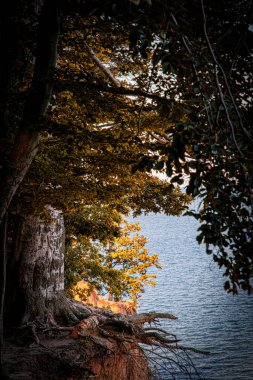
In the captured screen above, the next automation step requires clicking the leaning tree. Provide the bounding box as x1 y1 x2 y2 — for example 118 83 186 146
0 0 193 334
0 0 252 330
2 2 190 327
0 0 252 377
0 2 201 378
0 0 252 321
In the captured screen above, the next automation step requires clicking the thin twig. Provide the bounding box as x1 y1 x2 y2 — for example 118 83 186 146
200 0 246 156
170 12 214 130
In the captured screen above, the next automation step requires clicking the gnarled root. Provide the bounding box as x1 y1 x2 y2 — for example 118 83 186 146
69 309 209 379
71 310 209 354
6 306 208 379
20 291 92 327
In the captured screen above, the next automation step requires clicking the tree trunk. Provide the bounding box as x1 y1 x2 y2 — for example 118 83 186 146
0 0 60 226
6 208 89 327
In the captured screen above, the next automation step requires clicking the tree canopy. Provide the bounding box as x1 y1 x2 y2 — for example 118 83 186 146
65 220 161 303
1 0 253 294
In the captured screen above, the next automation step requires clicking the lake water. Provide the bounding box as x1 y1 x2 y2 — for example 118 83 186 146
132 212 253 380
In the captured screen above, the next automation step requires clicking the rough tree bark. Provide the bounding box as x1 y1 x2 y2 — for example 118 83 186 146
5 208 90 327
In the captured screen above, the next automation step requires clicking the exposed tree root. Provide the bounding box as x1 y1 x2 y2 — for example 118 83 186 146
50 295 92 325
126 312 178 325
20 292 92 327
4 305 208 379
68 308 209 379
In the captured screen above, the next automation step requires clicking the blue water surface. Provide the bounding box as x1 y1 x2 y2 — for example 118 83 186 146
132 212 253 380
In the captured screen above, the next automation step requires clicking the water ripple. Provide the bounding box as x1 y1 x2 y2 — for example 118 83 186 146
132 213 253 380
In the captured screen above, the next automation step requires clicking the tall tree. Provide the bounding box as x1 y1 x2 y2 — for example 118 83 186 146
1 0 252 339
1 1 251 378
2 0 191 330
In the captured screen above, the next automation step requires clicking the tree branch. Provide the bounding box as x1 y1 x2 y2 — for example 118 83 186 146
126 312 177 325
200 0 251 154
83 41 121 87
58 79 171 104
